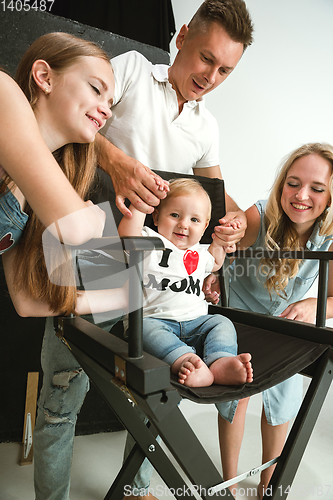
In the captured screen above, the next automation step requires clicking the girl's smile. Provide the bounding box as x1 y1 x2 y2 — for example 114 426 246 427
36 56 114 151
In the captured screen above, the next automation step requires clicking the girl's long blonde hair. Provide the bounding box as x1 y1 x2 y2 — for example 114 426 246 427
262 142 333 297
5 32 112 315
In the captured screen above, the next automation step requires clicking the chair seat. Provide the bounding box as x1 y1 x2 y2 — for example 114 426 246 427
172 322 329 403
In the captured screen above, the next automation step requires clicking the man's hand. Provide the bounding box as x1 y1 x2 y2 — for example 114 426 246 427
214 210 247 251
112 158 169 218
203 273 221 305
96 134 169 218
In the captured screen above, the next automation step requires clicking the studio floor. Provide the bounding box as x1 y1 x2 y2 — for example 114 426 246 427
0 378 332 500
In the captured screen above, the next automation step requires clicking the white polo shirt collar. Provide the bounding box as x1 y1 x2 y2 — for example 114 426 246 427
151 64 203 110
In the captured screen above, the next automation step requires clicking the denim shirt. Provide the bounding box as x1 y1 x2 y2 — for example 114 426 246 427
228 200 333 316
0 186 28 255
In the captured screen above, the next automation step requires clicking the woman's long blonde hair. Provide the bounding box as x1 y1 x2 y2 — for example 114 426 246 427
262 142 333 297
5 32 112 315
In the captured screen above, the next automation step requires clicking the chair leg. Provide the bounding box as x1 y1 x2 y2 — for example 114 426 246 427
103 423 158 500
267 353 333 500
70 341 236 500
69 342 193 500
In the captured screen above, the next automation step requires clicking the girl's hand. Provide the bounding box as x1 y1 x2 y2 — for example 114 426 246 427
279 298 317 324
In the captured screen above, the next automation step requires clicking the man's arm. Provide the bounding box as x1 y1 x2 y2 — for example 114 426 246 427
193 165 222 179
194 165 247 248
96 134 168 218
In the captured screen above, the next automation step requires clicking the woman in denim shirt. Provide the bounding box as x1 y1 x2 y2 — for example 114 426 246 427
210 143 333 498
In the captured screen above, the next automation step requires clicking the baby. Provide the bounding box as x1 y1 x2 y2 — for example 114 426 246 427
118 178 252 387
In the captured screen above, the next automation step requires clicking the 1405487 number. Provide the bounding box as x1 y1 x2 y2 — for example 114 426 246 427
1 0 54 11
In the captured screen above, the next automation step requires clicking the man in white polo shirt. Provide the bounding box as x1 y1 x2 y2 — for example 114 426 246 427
97 0 254 248
96 1 254 498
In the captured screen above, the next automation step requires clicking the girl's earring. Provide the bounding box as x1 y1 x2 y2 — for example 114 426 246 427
44 86 50 95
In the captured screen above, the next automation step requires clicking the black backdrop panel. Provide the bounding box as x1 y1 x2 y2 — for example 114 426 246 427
51 0 176 52
0 8 169 442
0 8 170 77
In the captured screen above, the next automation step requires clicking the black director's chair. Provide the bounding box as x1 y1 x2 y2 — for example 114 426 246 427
56 173 333 500
7 8 330 496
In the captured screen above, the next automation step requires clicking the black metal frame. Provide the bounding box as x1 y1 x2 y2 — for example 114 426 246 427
57 240 333 500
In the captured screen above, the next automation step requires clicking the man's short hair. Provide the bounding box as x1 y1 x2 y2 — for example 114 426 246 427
188 0 254 51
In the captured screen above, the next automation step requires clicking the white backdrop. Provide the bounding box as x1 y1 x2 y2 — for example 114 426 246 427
170 0 333 324
170 0 333 210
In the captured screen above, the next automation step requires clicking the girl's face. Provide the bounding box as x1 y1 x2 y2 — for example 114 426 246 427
281 153 332 234
42 56 114 149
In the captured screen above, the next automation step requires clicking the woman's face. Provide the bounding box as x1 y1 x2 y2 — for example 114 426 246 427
43 56 114 148
281 153 332 234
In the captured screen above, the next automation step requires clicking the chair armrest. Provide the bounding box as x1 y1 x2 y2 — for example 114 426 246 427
226 249 333 328
234 249 333 261
72 235 165 253
71 235 165 359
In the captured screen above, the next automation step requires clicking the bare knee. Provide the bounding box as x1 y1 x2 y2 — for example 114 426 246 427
238 397 250 408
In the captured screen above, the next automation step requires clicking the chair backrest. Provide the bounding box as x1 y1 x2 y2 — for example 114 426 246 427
91 169 226 243
147 171 226 245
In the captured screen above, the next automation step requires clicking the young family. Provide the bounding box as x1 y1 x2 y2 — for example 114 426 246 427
1 1 332 499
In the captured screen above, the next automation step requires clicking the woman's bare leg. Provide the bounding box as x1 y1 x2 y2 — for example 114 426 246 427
258 410 289 499
218 398 250 496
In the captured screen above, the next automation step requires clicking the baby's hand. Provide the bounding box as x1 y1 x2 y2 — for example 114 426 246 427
224 243 236 253
154 175 169 193
217 219 241 230
203 274 221 305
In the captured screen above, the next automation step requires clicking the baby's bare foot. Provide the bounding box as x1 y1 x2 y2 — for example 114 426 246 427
209 353 253 385
178 355 203 381
176 354 214 387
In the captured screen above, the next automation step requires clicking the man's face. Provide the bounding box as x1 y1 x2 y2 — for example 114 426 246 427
169 22 244 110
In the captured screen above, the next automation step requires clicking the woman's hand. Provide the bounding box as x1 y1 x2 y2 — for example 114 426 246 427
214 211 246 251
279 298 317 324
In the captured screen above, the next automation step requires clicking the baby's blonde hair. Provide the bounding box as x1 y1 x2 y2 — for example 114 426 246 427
159 178 212 221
